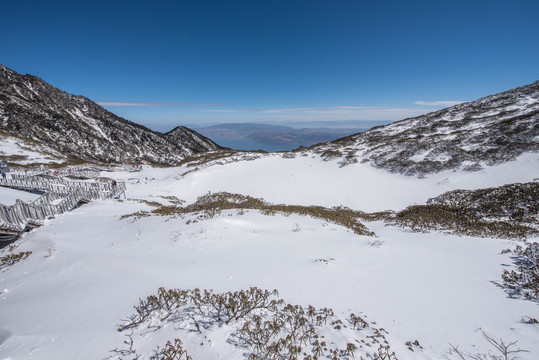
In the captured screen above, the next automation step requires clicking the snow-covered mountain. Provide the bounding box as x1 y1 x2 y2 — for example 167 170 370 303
1 76 539 359
163 125 220 152
312 81 539 175
0 64 220 165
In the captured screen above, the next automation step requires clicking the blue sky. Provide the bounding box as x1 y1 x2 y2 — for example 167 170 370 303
1 0 538 131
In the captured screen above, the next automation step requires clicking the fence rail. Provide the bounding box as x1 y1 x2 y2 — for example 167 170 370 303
1 176 123 197
0 173 125 237
9 165 102 179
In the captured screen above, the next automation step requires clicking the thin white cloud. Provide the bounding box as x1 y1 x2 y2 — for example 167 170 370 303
107 103 446 125
261 106 383 113
202 109 242 113
97 101 226 107
414 100 467 106
200 106 392 114
197 105 436 122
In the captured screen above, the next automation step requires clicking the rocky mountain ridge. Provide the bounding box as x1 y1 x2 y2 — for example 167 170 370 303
0 64 220 165
312 81 539 176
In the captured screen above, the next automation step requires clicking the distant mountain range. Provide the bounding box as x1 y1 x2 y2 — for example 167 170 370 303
0 64 220 165
192 123 384 151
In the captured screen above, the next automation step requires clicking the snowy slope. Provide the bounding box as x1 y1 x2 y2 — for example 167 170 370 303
0 157 538 359
142 152 538 212
0 187 41 205
0 131 67 165
310 81 539 176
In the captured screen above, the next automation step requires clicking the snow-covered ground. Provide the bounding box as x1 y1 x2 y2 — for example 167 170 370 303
110 152 539 212
0 187 42 206
0 133 66 165
1 153 538 359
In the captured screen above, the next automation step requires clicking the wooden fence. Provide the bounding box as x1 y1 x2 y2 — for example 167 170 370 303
9 165 102 179
0 174 126 235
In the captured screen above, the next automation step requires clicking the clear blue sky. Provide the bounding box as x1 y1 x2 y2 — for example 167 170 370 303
1 0 538 131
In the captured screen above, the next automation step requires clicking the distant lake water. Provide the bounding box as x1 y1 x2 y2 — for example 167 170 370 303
192 122 386 153
212 138 299 152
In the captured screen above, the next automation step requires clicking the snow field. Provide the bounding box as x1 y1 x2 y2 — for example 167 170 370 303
0 187 42 206
0 134 66 165
0 152 538 359
110 152 539 212
1 199 538 358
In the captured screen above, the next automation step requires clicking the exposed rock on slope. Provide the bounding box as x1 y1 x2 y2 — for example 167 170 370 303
0 64 220 165
312 81 539 176
163 126 222 151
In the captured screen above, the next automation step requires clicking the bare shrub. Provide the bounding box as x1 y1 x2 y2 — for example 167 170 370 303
502 242 539 301
0 251 32 270
373 344 398 359
153 339 192 360
444 330 528 360
109 332 140 359
349 313 368 330
114 287 395 360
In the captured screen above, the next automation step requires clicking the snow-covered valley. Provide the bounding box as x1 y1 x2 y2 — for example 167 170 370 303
1 153 538 359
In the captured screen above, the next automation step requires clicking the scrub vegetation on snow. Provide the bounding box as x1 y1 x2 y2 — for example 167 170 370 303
121 192 379 237
0 248 32 271
111 287 396 360
502 243 539 301
390 182 539 239
123 184 539 240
